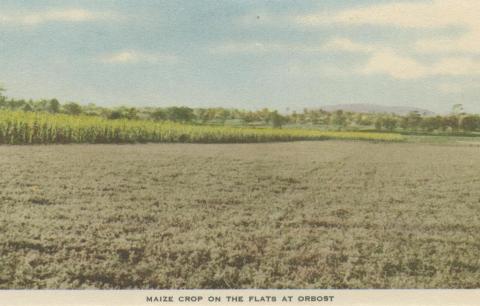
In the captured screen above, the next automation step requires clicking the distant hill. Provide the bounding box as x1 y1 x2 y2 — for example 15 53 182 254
319 104 435 116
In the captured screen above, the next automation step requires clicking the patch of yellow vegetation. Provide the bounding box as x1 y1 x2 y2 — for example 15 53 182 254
0 110 405 144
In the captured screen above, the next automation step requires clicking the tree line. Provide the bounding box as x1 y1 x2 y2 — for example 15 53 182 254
1 87 479 133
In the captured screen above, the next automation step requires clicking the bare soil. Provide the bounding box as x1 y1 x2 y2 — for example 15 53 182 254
0 141 479 288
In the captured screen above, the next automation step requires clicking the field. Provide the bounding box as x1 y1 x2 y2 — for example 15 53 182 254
0 110 403 144
0 141 479 289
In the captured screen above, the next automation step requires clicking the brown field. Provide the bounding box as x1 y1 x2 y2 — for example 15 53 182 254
0 141 479 288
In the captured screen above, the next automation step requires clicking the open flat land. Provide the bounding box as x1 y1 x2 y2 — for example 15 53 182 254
0 141 479 288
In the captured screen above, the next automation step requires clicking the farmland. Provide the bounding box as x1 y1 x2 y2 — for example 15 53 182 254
0 110 404 144
1 141 479 288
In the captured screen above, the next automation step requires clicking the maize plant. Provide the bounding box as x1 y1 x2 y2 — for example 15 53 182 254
0 110 405 144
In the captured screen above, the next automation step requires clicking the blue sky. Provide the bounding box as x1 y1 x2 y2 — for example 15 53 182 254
1 0 480 113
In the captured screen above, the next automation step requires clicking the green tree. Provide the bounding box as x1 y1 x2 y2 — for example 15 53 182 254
442 115 459 132
309 110 321 125
126 107 138 120
63 102 83 115
0 86 7 109
405 111 423 131
150 109 167 121
108 110 124 120
46 99 60 113
382 116 398 131
258 108 271 124
374 117 382 130
193 108 208 123
22 103 33 112
269 111 286 128
165 107 195 122
459 115 480 132
330 110 347 128
214 108 230 123
421 116 442 132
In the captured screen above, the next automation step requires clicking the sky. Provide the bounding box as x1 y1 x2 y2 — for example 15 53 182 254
1 0 480 113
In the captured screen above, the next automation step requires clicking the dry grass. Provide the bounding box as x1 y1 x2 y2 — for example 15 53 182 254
0 141 479 288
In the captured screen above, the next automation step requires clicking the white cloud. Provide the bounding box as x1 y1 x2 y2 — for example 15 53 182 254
210 37 480 79
323 38 376 53
210 38 378 55
290 1 480 78
284 61 353 78
360 49 429 79
211 38 480 79
210 42 285 54
296 0 479 29
415 32 480 54
0 8 118 26
239 1 480 54
293 0 480 55
209 41 328 54
233 2 480 81
360 49 480 79
100 50 178 64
